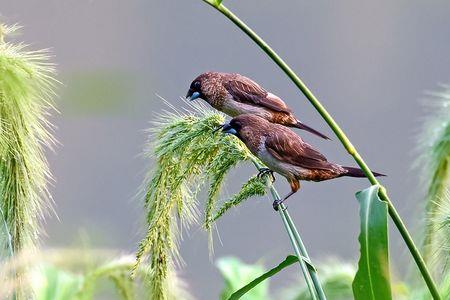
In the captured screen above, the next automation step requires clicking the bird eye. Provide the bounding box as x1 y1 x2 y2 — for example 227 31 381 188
193 81 201 90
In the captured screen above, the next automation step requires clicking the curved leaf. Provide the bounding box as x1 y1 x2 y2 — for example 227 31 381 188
352 185 392 300
226 255 298 300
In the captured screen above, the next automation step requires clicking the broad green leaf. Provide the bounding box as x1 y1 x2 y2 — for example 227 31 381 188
225 255 298 300
33 265 83 300
217 256 271 300
352 185 392 300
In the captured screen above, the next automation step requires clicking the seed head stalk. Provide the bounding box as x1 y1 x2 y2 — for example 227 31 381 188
201 1 440 298
252 160 325 300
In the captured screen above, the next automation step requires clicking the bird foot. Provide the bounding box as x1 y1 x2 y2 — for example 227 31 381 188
272 199 282 211
257 168 275 182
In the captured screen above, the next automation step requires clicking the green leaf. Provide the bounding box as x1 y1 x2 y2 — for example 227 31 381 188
215 0 223 6
217 257 270 300
34 265 83 300
352 185 392 300
225 255 298 300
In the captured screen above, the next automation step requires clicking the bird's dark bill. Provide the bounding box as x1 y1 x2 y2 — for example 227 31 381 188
186 90 201 101
221 123 237 135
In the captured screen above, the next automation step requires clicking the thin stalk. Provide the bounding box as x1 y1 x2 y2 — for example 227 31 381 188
201 1 440 299
283 206 327 300
279 205 318 300
252 160 325 300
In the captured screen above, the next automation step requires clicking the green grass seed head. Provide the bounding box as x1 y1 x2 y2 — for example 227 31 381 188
416 86 450 273
134 102 267 299
0 24 57 256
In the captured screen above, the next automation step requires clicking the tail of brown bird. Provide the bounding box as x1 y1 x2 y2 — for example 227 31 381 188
294 121 330 140
341 166 386 178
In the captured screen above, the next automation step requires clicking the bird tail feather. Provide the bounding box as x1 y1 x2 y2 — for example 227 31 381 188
341 166 386 178
293 121 330 140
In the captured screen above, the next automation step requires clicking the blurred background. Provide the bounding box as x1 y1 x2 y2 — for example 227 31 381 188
1 1 450 299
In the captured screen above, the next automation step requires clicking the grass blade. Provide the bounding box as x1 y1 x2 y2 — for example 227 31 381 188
352 185 392 300
226 255 298 300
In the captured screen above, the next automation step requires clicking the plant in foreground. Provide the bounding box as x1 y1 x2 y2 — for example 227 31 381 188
215 255 449 300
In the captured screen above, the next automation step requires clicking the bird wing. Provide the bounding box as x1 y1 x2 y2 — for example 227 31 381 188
265 129 331 170
224 75 292 113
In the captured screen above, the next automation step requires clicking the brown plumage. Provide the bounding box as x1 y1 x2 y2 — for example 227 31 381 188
221 114 385 210
186 71 330 140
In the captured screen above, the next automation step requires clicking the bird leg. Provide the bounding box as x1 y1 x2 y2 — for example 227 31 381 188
273 179 300 211
257 168 275 182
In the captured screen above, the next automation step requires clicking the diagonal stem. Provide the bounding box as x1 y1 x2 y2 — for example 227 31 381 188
252 160 325 300
201 1 440 299
282 206 327 300
279 204 318 300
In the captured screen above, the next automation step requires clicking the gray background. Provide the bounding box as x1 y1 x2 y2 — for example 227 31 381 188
1 1 450 299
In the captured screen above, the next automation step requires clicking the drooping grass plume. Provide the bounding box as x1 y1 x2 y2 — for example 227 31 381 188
0 24 57 256
133 101 266 300
416 86 450 274
211 175 266 224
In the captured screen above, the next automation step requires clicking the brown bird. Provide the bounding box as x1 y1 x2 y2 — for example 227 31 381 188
186 71 330 140
220 114 385 210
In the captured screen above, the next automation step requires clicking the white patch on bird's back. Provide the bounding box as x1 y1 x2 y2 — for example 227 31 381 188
266 92 281 101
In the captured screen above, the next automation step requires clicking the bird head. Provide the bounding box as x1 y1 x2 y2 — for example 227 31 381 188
186 78 203 101
221 114 269 141
186 72 222 103
221 123 238 136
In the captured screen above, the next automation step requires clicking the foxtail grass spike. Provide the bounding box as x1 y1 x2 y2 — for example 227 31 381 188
134 101 263 299
0 23 56 257
416 87 450 274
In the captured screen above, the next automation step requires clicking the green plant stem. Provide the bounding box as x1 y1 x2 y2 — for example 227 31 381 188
283 207 327 300
252 160 325 300
279 205 318 300
201 1 440 299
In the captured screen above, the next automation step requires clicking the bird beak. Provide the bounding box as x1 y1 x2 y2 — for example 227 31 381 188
186 89 201 101
221 123 238 135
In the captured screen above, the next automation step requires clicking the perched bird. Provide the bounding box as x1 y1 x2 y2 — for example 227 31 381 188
186 71 330 140
220 114 385 210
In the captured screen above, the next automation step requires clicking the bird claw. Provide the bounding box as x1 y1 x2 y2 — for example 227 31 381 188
272 199 282 211
257 168 275 182
272 200 288 211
